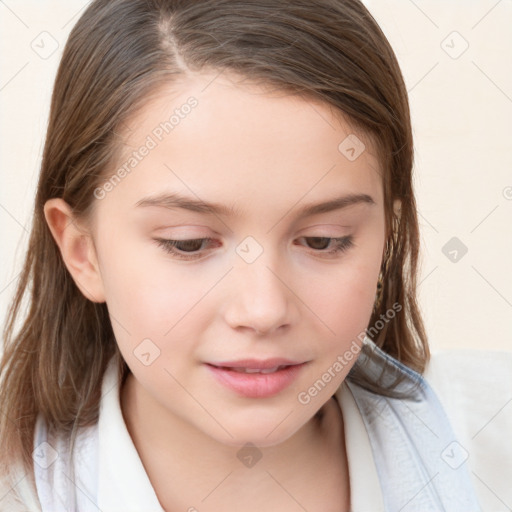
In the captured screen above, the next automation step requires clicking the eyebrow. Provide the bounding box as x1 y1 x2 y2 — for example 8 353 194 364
135 191 375 218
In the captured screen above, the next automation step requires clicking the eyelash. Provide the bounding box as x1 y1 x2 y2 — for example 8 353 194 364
154 236 355 261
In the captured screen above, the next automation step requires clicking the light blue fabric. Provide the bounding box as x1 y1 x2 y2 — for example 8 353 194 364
346 336 482 511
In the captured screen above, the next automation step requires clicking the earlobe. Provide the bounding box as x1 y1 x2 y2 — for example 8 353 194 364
43 198 106 303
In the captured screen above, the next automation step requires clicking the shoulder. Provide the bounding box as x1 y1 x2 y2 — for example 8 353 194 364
32 411 99 511
423 348 512 509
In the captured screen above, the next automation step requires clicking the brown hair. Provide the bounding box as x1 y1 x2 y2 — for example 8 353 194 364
0 0 428 495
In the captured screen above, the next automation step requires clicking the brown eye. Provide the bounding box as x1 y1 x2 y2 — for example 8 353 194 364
154 237 217 260
171 239 206 252
304 237 331 250
296 236 354 256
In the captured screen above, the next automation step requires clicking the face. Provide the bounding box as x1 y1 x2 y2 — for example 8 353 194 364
87 72 386 447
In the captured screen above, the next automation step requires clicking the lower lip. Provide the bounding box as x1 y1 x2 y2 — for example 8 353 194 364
205 363 307 398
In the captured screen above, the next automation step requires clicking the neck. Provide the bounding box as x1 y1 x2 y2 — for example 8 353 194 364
120 371 348 511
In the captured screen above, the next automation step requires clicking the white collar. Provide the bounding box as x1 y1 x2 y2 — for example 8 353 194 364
33 355 164 512
96 356 165 511
336 381 385 511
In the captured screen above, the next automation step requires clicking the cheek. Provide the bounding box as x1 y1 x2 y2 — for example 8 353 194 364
319 272 375 335
96 227 210 348
303 254 381 348
102 264 206 336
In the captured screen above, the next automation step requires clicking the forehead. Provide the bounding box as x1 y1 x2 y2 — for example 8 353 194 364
104 72 383 215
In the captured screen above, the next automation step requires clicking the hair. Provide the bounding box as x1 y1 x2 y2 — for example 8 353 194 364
0 0 428 496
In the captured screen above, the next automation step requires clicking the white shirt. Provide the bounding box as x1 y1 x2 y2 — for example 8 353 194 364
2 336 511 511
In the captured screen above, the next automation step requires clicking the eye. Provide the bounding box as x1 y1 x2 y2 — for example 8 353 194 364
295 236 354 256
154 237 217 260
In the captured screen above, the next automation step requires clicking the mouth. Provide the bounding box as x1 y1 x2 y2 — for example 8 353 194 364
205 360 308 398
210 364 292 374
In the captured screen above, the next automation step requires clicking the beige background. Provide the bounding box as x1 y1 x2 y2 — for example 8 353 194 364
1 1 511 354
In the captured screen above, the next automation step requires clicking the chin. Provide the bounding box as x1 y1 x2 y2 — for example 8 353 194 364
202 407 321 449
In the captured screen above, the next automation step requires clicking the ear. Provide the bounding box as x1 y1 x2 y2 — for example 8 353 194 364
43 198 106 303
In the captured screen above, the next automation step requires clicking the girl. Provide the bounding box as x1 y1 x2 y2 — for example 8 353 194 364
1 0 510 510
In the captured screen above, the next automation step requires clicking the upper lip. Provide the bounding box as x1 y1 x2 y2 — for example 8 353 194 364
207 358 305 369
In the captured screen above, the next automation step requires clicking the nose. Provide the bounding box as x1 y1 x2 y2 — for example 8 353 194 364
223 253 298 336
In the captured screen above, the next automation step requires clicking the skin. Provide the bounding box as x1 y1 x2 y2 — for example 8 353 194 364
44 71 388 511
